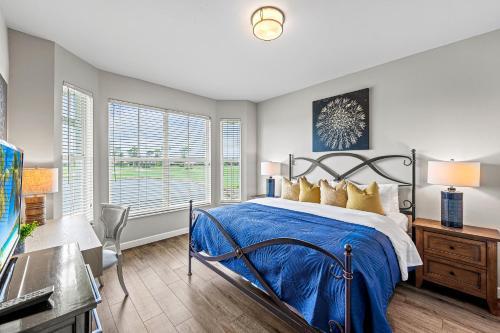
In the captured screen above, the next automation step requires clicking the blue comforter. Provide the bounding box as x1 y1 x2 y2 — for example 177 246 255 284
191 203 400 332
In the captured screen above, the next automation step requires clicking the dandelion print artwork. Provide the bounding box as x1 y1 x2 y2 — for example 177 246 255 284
312 88 369 152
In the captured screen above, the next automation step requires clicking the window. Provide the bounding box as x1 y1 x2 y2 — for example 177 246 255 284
62 83 93 220
108 100 211 217
220 119 241 202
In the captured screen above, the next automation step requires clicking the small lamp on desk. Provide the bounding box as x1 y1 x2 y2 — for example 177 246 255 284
427 160 480 228
261 162 281 197
22 168 58 225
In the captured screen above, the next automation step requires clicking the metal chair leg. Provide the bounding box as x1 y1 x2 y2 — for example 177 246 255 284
116 255 129 296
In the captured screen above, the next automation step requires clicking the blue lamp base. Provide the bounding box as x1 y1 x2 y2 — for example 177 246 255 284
266 178 275 197
441 191 463 228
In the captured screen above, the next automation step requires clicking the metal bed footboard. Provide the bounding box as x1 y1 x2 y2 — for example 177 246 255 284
187 200 353 333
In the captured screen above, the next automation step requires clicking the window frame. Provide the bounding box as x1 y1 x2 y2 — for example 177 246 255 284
107 99 212 218
61 81 94 221
219 118 242 203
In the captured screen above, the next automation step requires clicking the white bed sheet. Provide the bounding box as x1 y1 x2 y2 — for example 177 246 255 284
248 197 422 280
386 212 410 233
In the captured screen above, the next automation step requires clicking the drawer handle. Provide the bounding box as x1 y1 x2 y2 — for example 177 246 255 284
449 271 455 276
449 245 455 250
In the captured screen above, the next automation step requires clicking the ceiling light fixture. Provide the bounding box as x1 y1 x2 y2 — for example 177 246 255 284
251 6 285 41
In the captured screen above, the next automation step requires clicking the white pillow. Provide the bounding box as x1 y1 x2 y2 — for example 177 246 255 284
329 180 400 214
376 184 400 214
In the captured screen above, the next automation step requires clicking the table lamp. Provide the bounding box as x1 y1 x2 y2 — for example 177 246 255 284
427 160 480 228
261 162 281 197
22 168 59 225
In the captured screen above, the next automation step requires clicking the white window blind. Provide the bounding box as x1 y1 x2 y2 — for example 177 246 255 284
220 119 241 202
108 100 211 217
62 83 94 220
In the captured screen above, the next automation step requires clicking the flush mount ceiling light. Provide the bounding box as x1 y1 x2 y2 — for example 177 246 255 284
251 6 285 41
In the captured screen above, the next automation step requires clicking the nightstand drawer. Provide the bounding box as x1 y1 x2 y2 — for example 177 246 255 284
423 231 486 267
424 256 486 298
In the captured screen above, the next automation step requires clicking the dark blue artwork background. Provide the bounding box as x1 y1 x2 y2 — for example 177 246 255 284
312 88 369 152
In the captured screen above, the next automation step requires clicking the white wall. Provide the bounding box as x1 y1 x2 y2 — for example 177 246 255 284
257 29 500 283
0 8 8 83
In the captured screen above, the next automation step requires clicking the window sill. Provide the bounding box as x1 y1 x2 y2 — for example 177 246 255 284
219 200 241 205
127 202 213 221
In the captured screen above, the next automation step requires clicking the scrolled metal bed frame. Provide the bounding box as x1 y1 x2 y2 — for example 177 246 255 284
289 149 416 220
188 149 416 333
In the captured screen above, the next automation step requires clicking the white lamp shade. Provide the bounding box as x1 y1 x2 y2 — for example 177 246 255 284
261 162 281 176
427 161 480 187
23 168 59 195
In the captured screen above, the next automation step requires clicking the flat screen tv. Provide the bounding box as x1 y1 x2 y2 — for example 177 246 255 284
0 140 23 281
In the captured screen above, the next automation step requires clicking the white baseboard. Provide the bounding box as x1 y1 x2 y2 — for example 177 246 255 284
120 227 188 250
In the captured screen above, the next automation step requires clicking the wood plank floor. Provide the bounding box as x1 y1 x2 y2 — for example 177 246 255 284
96 235 500 332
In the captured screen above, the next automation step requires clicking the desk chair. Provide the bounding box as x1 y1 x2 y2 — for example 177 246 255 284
93 203 130 296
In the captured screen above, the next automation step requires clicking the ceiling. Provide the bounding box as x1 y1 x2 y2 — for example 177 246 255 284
2 1 500 102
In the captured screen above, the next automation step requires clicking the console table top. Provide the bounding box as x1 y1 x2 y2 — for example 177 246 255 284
0 243 97 332
25 215 102 253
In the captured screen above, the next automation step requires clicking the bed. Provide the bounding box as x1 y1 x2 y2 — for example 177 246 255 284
188 150 422 333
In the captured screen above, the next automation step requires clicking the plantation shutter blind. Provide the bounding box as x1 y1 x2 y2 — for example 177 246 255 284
108 100 211 217
220 119 241 202
62 83 94 221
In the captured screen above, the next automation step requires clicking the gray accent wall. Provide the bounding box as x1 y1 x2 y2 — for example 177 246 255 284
96 71 218 242
7 31 100 220
7 30 55 167
6 29 257 243
53 44 100 221
257 29 500 283
7 30 56 217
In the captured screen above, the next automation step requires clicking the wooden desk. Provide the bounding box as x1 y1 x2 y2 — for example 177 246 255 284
24 215 103 277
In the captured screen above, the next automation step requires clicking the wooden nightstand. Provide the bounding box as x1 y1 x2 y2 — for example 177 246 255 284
413 218 500 315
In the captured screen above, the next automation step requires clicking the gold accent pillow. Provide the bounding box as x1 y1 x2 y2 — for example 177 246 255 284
299 177 321 203
319 180 348 207
281 178 300 201
346 181 385 215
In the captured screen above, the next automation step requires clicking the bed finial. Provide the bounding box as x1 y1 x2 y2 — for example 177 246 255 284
344 243 352 333
188 199 193 276
411 149 416 221
288 154 294 179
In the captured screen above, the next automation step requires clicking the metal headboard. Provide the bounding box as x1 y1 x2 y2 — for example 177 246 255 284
288 149 416 221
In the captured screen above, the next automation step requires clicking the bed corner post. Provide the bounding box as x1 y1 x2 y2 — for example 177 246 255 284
411 149 416 222
344 244 352 333
289 154 293 179
188 199 193 276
